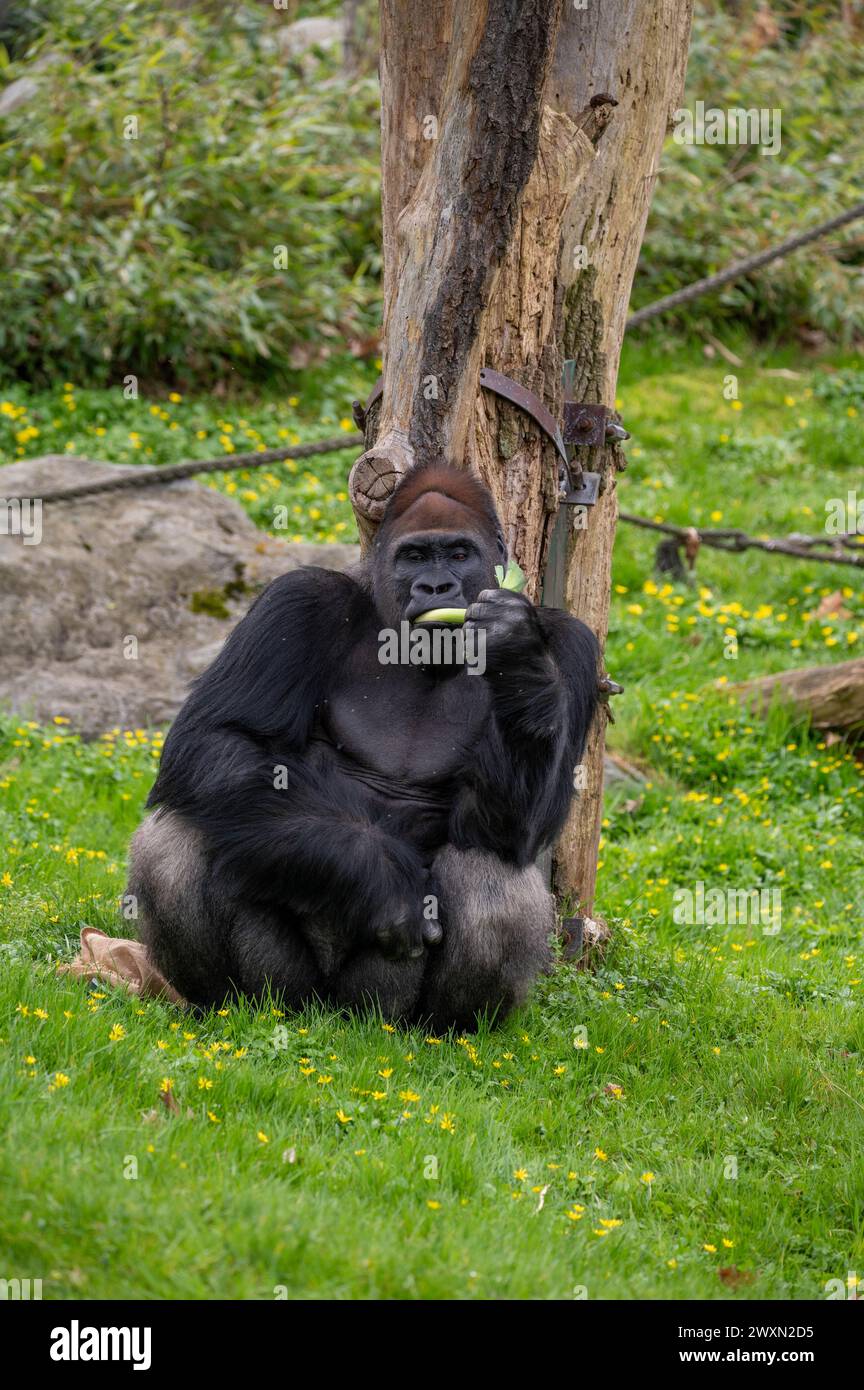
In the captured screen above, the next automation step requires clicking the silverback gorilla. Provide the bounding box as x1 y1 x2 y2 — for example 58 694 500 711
128 464 599 1030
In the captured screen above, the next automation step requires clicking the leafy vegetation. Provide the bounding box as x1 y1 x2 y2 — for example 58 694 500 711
0 0 380 388
1 1 862 392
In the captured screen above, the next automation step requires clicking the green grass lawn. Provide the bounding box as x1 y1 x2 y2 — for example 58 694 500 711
1 342 862 1300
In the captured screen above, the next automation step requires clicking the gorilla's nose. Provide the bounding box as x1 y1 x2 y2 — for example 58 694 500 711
412 576 460 600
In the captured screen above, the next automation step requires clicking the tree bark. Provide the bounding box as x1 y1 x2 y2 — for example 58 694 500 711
550 1 693 911
352 0 693 915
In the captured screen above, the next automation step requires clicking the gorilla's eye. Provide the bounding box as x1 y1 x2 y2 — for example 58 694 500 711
450 549 468 562
404 549 425 565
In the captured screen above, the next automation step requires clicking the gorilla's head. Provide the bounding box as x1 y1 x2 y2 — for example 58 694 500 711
370 464 507 628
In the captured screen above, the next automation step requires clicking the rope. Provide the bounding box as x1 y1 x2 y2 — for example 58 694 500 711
618 511 864 570
19 199 864 504
626 201 864 330
35 434 364 504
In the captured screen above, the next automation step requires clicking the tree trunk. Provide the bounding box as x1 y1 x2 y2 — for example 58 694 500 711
550 1 692 911
352 0 693 913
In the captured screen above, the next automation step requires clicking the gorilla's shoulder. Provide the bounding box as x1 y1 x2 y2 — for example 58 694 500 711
248 564 370 625
260 564 364 605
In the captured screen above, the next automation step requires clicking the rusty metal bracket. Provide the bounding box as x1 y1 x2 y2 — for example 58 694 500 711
477 367 569 468
561 472 601 507
349 369 627 513
563 402 608 449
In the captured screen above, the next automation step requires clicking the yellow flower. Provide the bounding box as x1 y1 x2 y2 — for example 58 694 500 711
641 1171 655 1184
257 1131 269 1144
514 1168 528 1181
594 1148 608 1161
1 872 13 887
703 1243 717 1253
426 1200 441 1210
108 1023 126 1041
336 1109 352 1124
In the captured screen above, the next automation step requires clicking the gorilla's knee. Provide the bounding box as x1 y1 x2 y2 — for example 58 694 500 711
418 846 555 1032
130 810 326 1009
328 950 425 1024
127 809 230 1006
231 910 323 1007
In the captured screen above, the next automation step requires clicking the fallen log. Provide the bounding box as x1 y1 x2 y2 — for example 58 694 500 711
730 657 864 732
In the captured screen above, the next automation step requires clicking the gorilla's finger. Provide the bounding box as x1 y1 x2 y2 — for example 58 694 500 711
465 602 495 623
422 919 443 945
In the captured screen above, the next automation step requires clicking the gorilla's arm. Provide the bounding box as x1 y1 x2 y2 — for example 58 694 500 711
147 569 428 952
449 594 599 866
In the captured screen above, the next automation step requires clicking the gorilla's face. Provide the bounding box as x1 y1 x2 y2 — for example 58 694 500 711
371 478 506 629
392 530 496 623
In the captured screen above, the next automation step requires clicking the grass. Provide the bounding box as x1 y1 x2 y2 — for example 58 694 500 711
1 340 862 1300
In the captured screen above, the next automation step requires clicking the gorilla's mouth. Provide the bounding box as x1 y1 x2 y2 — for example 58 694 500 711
405 599 466 624
408 606 467 626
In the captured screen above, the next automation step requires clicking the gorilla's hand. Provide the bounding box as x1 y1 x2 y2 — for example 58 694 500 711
465 589 547 673
366 864 441 961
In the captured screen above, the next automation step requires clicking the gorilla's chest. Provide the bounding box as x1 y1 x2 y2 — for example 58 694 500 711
321 651 490 787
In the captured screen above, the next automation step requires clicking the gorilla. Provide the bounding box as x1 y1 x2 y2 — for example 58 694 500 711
127 463 599 1031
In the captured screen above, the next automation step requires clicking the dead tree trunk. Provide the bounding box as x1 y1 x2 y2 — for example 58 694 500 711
551 2 693 911
351 0 693 913
732 658 864 733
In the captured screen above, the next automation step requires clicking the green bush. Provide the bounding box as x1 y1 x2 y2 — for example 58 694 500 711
0 0 380 387
1 1 862 391
632 7 864 342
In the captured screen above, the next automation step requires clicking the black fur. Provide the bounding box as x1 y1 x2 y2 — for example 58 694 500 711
129 466 600 1026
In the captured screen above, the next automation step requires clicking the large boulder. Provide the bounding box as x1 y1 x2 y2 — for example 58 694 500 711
0 456 359 736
